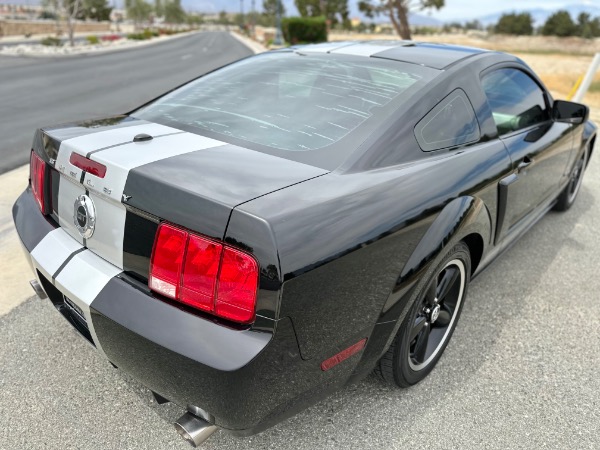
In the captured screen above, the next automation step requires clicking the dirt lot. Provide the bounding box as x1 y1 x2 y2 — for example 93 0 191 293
329 33 600 122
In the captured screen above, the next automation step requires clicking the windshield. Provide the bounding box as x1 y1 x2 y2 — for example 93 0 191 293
133 51 437 167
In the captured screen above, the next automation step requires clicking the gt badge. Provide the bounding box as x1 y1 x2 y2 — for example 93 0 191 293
73 194 96 239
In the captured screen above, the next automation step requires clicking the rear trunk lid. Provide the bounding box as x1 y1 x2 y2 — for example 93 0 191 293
41 119 328 274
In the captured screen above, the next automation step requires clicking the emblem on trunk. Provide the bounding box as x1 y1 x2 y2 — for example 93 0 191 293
73 194 96 239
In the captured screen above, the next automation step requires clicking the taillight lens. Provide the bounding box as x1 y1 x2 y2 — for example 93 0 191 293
149 224 187 299
149 223 259 324
30 151 49 215
215 247 259 323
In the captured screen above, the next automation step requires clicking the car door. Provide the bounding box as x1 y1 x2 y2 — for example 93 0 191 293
482 67 573 243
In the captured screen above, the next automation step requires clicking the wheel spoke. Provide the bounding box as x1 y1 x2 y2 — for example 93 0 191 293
425 280 437 304
412 322 431 364
436 267 459 302
410 316 428 342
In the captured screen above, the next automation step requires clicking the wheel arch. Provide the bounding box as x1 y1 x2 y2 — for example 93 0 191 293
398 196 490 285
349 196 490 383
583 121 597 168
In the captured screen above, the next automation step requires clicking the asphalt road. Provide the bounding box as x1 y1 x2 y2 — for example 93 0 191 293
0 31 253 175
1 154 599 449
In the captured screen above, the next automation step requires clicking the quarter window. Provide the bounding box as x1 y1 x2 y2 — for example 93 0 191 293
414 89 480 151
482 68 550 135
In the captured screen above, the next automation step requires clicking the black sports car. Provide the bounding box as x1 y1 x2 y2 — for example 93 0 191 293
13 41 595 446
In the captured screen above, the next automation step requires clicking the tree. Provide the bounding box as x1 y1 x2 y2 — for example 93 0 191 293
125 0 152 28
42 0 82 46
494 12 533 35
155 0 163 17
164 0 186 23
218 10 229 25
81 0 112 21
541 10 577 37
358 0 444 40
295 0 349 28
576 12 600 39
263 0 285 26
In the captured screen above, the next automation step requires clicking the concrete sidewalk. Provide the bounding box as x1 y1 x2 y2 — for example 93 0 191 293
0 164 31 316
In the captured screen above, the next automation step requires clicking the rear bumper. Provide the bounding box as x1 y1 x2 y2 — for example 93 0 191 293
13 189 359 435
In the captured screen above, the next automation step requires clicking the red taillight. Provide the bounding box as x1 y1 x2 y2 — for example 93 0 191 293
149 224 187 299
30 151 49 215
215 247 259 323
69 153 107 178
149 223 259 324
180 235 222 312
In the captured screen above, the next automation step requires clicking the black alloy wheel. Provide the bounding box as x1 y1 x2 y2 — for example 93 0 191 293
377 242 471 388
554 147 589 212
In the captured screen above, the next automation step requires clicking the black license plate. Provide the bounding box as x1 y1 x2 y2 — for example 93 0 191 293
63 295 86 323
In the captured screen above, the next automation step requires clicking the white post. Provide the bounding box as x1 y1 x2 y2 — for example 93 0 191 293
573 52 600 103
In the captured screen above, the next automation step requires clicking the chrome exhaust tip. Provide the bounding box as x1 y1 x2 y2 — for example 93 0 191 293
30 279 48 299
174 412 218 447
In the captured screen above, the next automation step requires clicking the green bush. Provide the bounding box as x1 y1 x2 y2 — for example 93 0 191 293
127 32 149 40
86 35 99 45
40 36 62 46
282 16 327 45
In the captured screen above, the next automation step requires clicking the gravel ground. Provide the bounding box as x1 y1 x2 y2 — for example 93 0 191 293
1 151 599 449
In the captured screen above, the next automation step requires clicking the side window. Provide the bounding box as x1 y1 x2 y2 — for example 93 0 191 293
482 68 550 135
414 89 480 152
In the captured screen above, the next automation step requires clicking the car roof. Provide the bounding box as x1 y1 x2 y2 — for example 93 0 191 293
289 41 489 70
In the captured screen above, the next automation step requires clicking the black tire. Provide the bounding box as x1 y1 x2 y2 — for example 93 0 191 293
377 242 471 388
553 147 589 212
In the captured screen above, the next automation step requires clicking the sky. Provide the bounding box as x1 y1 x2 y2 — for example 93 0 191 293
4 0 600 20
429 0 600 20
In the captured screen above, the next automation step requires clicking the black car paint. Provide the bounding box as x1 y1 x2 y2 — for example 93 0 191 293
12 46 596 436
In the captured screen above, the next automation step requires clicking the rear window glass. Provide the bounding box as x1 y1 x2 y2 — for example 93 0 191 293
133 52 437 162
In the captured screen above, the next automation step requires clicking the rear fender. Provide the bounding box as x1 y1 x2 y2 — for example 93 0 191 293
583 120 597 166
348 196 491 381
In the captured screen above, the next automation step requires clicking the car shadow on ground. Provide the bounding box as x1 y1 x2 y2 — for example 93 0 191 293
0 186 594 449
140 186 595 449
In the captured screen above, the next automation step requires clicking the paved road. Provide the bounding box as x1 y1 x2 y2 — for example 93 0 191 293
0 31 253 175
1 154 599 448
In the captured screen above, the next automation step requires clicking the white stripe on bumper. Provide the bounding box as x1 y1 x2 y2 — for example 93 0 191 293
30 228 82 281
30 227 121 354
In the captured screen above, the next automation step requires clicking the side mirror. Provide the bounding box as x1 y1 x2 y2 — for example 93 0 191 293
552 100 589 125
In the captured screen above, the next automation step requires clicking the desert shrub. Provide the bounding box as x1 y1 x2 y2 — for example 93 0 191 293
86 35 99 45
40 36 62 46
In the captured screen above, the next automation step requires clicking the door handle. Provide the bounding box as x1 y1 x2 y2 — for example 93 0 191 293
517 156 533 172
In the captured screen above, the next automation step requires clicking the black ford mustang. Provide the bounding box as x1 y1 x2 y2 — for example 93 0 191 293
13 41 595 446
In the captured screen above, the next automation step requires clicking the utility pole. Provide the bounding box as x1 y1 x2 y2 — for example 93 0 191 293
250 0 255 36
240 0 244 32
274 0 283 45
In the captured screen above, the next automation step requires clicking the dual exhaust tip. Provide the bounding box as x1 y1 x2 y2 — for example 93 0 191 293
174 413 218 447
33 277 217 448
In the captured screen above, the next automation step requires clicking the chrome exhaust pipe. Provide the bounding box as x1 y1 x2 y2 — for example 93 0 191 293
30 279 48 299
174 412 218 447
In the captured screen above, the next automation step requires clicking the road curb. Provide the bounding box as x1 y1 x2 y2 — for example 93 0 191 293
0 29 203 58
229 31 268 54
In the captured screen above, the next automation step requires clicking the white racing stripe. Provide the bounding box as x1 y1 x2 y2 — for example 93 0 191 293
53 123 225 271
57 176 86 245
30 228 118 355
87 132 226 203
55 250 122 355
30 228 83 281
330 43 404 57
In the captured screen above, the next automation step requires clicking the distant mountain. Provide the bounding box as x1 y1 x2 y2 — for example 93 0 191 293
408 12 443 27
476 4 600 28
